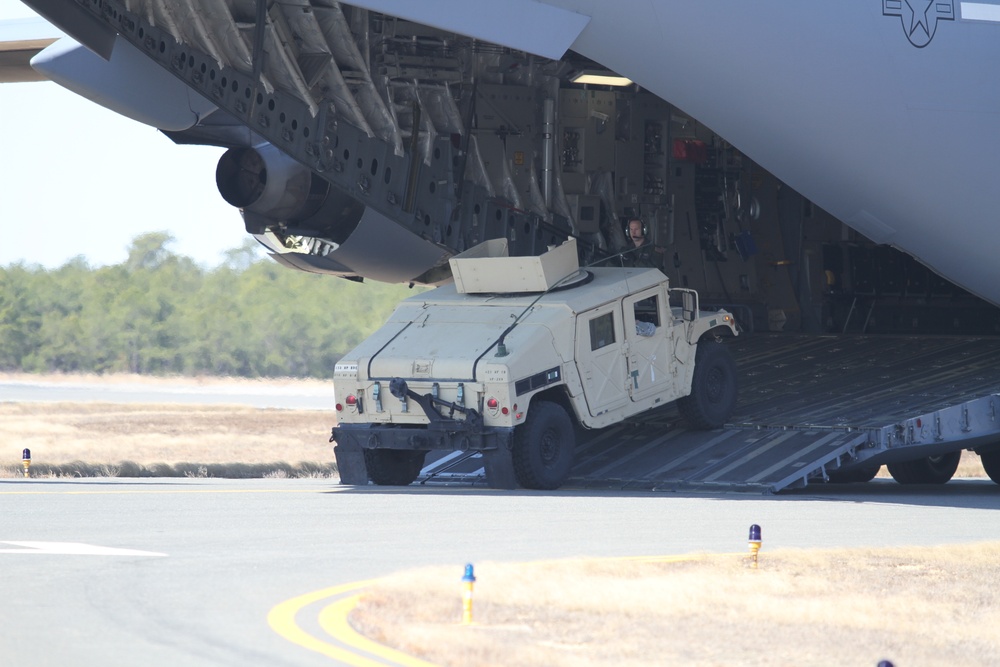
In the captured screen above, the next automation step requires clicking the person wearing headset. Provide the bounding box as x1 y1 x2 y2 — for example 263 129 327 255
623 217 665 270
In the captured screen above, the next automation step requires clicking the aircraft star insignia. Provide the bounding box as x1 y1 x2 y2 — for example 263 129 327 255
883 0 955 47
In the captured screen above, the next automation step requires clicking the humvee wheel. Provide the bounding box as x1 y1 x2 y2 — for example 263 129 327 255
826 464 880 483
364 449 427 486
887 451 961 484
512 401 575 490
678 341 738 430
981 449 1000 485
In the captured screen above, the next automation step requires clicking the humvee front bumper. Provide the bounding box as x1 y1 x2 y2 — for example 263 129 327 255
331 423 516 489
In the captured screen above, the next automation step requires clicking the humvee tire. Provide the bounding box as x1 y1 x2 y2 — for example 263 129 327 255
512 401 575 490
887 451 960 484
364 449 427 486
826 464 880 483
677 341 738 430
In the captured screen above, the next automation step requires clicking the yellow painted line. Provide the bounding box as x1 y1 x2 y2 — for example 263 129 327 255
268 580 390 666
270 553 739 666
319 595 441 667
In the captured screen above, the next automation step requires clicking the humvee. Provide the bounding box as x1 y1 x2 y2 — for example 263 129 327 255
331 238 739 490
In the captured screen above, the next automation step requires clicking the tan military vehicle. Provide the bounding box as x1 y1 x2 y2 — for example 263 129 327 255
331 238 739 490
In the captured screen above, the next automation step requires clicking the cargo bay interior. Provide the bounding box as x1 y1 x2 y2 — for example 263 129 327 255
197 10 1000 337
501 84 1000 337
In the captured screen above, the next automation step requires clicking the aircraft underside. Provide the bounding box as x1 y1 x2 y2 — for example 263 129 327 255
22 0 1000 335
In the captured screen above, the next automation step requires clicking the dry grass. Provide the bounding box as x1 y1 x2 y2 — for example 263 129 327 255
0 402 336 478
0 399 989 480
0 371 990 480
352 543 1000 667
877 450 985 479
0 370 331 390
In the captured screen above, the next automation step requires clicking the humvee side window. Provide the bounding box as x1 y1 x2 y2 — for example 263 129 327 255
634 295 660 328
589 312 616 350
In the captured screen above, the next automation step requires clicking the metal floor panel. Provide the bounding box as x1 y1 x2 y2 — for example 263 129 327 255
729 335 1000 427
413 335 1000 492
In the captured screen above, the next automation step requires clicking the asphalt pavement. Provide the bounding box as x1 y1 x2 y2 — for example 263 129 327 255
2 477 998 666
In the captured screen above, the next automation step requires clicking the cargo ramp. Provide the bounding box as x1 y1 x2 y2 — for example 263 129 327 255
415 335 1000 493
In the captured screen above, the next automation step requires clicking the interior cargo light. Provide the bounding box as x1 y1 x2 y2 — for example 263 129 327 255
571 70 633 87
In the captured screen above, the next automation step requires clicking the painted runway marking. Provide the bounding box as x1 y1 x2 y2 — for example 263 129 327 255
0 541 166 556
268 579 429 667
269 553 720 666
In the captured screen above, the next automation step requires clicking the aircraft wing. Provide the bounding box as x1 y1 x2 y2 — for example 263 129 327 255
0 17 60 82
14 0 600 286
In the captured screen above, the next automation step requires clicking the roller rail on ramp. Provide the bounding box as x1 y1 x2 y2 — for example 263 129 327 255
416 335 1000 493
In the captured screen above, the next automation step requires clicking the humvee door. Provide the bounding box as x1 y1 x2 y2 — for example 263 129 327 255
622 288 676 403
575 301 629 417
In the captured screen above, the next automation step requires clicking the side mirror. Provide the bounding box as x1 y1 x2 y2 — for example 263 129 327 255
682 291 696 321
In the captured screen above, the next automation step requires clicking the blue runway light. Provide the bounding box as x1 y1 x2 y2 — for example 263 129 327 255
462 563 476 583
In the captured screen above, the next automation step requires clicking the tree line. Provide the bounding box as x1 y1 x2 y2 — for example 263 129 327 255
0 233 420 378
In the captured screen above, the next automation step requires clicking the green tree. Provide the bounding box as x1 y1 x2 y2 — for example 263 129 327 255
1 233 423 378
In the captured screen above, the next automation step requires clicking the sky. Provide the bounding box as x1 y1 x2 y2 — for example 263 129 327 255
0 1 254 269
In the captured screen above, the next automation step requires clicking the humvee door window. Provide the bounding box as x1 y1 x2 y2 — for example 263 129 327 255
589 312 616 350
634 295 660 327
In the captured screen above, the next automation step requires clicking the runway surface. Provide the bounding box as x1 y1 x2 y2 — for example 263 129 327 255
2 477 999 666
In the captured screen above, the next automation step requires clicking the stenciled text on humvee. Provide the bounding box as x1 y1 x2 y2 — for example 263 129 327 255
331 238 739 490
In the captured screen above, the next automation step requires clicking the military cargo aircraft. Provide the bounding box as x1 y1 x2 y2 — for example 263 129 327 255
3 1 999 334
6 1 1000 489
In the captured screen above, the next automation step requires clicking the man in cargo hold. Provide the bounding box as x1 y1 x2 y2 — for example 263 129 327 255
624 217 665 270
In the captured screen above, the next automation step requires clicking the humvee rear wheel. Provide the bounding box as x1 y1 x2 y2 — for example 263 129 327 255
887 451 961 484
826 464 880 484
512 401 575 490
981 449 1000 484
364 449 427 486
678 341 738 430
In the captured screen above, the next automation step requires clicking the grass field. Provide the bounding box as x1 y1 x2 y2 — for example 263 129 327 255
0 371 989 479
0 401 337 478
352 543 1000 666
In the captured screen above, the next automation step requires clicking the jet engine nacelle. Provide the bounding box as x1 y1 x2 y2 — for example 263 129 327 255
216 143 350 234
215 143 451 284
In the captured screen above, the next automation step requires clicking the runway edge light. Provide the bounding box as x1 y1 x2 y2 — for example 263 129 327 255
461 563 476 625
22 448 31 477
748 524 762 569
